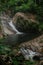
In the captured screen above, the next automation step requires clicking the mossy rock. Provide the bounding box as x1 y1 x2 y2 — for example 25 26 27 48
15 16 39 33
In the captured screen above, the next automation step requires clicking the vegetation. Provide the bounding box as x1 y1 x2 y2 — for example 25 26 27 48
0 44 36 65
0 0 35 12
0 0 43 65
0 0 43 15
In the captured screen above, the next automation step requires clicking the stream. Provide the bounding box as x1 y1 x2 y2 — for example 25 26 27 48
0 16 41 45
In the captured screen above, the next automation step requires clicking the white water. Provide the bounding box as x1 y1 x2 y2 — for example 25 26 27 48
20 47 40 60
0 15 23 35
8 21 23 34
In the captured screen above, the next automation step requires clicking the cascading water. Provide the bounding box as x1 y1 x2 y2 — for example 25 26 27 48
20 47 41 61
0 16 24 44
8 21 23 34
0 15 23 35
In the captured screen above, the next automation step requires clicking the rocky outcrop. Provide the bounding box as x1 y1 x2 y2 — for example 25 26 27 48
12 12 39 33
19 34 43 53
13 12 37 23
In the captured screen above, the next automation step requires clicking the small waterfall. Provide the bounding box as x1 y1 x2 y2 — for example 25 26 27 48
20 47 41 61
8 21 23 34
0 15 23 35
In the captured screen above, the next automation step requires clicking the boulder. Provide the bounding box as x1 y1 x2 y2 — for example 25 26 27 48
13 12 39 33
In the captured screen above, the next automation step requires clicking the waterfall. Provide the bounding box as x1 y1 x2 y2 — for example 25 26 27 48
8 21 23 34
0 15 24 35
20 47 41 61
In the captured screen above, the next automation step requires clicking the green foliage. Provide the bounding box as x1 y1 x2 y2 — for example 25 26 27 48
24 61 36 65
0 0 43 15
0 0 35 12
0 44 11 54
0 0 43 17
